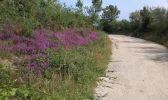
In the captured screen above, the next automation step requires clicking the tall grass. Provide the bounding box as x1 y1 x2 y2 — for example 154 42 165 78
31 33 111 99
0 31 111 99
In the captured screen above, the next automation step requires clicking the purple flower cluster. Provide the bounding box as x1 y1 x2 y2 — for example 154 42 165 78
0 24 23 40
50 29 99 49
0 24 99 76
27 54 49 77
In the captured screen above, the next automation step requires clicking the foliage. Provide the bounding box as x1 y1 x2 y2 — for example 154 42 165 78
100 5 120 33
129 10 142 32
129 6 168 46
76 0 83 11
0 31 111 99
140 6 151 32
117 20 131 32
102 5 168 47
129 6 168 35
0 0 112 99
0 63 31 100
86 6 99 24
85 0 103 26
0 26 99 76
148 7 168 33
0 0 91 36
102 5 120 22
92 0 103 13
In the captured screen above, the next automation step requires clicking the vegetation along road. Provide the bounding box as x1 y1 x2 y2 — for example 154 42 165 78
95 35 168 100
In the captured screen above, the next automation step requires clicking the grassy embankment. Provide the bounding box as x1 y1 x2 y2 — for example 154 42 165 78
0 30 111 99
0 1 112 99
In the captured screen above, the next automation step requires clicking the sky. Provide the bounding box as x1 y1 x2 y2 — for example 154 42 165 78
59 0 168 20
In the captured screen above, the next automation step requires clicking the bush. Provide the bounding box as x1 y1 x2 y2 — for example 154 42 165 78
0 0 91 36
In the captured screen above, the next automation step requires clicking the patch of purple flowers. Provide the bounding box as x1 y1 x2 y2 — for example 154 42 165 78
0 24 99 76
27 53 49 77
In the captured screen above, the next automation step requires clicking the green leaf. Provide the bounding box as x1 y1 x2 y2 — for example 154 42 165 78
5 97 9 100
2 91 8 96
24 93 28 97
10 91 16 96
12 88 17 92
0 96 4 100
9 88 17 96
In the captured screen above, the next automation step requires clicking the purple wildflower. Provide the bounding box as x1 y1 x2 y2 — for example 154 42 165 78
0 26 99 76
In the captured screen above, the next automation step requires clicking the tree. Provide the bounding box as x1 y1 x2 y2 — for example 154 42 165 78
76 0 83 11
149 7 168 33
117 20 131 32
129 6 151 33
130 11 141 23
92 0 102 13
140 6 151 32
85 0 103 27
129 11 141 32
100 5 120 33
101 5 120 22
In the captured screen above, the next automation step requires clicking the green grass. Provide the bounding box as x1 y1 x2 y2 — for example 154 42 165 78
0 32 112 100
139 33 168 47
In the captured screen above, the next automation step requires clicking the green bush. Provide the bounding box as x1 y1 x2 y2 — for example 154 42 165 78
0 0 91 36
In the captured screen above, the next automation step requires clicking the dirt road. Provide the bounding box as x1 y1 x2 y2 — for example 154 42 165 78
95 35 168 100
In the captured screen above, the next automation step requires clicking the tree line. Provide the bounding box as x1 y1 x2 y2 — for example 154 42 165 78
0 0 167 45
100 5 168 46
81 1 168 46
